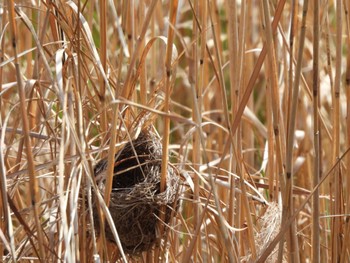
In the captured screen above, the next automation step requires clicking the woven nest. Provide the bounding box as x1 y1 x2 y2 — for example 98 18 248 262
93 130 180 254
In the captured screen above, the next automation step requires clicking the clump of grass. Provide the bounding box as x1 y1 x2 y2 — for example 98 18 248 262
0 1 349 262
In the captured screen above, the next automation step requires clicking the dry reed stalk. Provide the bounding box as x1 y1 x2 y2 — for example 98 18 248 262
74 4 87 261
189 0 201 260
286 0 298 155
200 0 209 258
162 0 178 196
283 0 311 261
240 2 255 180
99 0 108 134
138 1 147 106
155 0 179 260
226 0 238 231
343 2 350 261
0 4 14 258
261 0 285 206
318 11 332 261
331 0 343 261
312 0 320 261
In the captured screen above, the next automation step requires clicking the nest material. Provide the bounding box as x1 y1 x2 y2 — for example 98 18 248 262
93 131 180 254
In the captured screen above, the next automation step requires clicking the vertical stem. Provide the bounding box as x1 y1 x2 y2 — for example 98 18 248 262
0 101 16 259
161 0 178 193
96 1 109 258
189 4 199 243
0 3 7 258
99 0 108 135
312 0 320 261
332 0 342 261
341 2 350 261
323 5 333 261
285 0 310 262
283 5 297 233
139 1 147 105
157 1 178 260
262 0 285 200
226 0 238 229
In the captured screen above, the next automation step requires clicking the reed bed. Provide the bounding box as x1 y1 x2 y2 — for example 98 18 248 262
0 0 349 262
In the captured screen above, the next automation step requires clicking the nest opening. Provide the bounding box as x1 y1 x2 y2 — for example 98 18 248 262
93 131 180 255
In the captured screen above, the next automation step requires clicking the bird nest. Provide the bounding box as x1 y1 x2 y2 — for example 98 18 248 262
93 130 180 255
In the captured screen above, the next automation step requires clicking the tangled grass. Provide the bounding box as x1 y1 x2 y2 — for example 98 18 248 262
0 1 349 262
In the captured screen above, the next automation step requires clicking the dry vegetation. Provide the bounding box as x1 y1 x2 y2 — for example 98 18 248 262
0 0 349 262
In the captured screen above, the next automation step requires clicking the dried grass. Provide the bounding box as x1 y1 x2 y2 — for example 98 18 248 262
0 1 349 262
